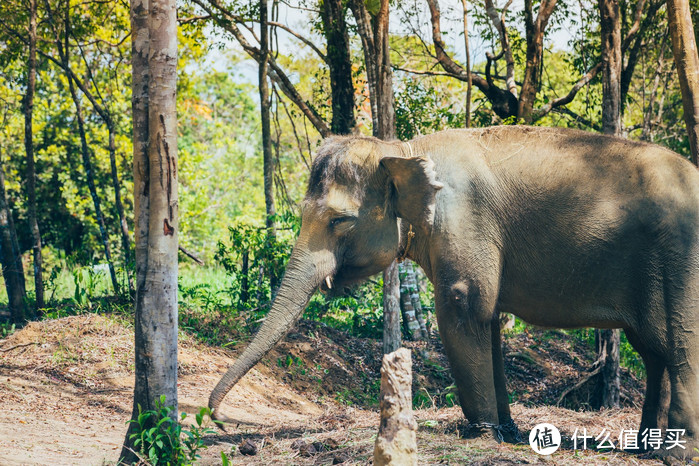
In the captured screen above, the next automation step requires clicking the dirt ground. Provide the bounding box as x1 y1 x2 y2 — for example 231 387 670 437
0 314 683 465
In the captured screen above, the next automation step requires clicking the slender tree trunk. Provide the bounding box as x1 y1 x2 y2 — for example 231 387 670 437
60 9 119 295
642 35 669 140
349 0 379 130
65 82 120 294
398 261 421 340
596 0 622 409
595 329 621 408
398 260 425 340
383 261 402 354
107 122 134 292
666 0 699 165
0 155 27 322
519 0 558 123
121 0 179 459
24 0 44 311
599 0 623 135
461 0 472 128
260 0 277 290
321 0 356 135
372 0 395 141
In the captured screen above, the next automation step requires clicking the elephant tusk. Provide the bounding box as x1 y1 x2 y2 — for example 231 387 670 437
325 276 333 289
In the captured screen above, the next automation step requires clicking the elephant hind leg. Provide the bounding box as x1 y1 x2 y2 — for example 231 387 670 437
661 261 699 460
625 329 670 437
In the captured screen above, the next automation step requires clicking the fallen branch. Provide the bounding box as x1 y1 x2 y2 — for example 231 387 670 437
0 342 39 353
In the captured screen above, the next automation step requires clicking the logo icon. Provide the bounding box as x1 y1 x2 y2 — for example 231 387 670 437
529 423 561 455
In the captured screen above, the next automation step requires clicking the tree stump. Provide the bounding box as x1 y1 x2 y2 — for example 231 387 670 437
374 347 418 466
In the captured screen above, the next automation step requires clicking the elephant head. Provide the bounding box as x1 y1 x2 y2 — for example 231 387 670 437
209 136 443 420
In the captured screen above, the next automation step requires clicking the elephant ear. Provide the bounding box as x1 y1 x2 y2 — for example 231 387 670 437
380 155 444 233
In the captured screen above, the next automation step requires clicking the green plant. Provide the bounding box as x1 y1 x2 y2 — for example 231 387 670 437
126 396 218 465
0 322 16 338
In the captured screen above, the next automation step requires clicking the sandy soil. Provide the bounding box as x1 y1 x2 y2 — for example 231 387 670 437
0 314 685 465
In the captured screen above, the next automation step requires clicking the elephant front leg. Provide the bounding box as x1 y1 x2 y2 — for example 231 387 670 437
436 284 501 442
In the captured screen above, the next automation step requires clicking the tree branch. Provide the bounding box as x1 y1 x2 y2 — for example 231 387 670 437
532 62 602 120
484 0 516 96
178 14 211 24
268 21 326 62
424 0 489 92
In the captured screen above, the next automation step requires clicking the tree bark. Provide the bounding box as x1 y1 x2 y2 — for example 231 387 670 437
398 261 420 340
398 261 425 340
383 261 402 354
667 0 699 164
121 0 179 460
321 0 356 135
0 154 27 323
596 0 622 409
24 0 44 311
374 348 418 465
595 329 621 408
259 0 277 289
600 0 623 135
519 0 558 122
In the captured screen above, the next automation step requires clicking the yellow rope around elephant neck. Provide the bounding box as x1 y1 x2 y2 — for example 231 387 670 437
397 224 415 263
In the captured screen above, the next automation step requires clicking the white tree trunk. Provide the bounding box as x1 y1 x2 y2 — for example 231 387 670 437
121 0 179 459
374 348 418 465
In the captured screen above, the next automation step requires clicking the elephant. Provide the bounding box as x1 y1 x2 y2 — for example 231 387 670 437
209 126 699 460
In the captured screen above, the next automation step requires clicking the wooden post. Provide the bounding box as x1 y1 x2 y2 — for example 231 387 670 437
374 347 417 466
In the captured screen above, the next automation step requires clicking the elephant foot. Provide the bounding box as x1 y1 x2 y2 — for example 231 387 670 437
498 418 525 444
646 436 699 465
459 421 505 444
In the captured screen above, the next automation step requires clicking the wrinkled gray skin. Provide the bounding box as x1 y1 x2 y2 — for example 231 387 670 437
210 126 699 459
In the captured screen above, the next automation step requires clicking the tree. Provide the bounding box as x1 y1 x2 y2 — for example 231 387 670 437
24 0 45 311
320 0 356 135
320 0 356 134
0 150 27 322
460 0 472 128
121 0 179 459
667 0 699 165
259 0 276 286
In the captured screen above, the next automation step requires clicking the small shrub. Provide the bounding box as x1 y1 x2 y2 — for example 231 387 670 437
126 395 218 465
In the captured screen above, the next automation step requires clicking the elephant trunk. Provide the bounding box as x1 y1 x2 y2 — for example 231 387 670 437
209 241 334 423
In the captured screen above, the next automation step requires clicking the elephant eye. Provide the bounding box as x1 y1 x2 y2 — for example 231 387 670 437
329 216 355 228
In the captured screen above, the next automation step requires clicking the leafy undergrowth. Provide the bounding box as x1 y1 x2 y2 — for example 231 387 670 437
0 313 665 465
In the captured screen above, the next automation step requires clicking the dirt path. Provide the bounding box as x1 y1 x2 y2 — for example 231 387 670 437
0 315 671 465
